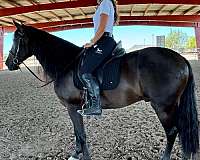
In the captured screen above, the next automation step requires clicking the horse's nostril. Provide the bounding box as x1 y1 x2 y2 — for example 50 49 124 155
5 60 8 66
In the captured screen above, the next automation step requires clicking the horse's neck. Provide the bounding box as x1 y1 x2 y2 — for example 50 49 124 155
34 35 79 57
32 33 81 79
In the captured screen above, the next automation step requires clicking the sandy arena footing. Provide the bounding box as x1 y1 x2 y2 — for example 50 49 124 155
0 60 200 160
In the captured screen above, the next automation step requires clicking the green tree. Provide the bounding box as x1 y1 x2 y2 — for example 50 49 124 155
186 36 196 49
165 30 188 49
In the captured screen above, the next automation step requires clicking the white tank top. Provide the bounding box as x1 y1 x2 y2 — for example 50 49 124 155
93 0 114 33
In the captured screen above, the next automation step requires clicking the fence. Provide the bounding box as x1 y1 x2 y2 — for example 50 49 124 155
1 49 200 71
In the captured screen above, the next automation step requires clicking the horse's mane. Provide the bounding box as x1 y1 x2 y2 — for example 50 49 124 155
24 25 82 79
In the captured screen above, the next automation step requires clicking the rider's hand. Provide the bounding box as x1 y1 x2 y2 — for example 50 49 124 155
84 41 94 48
84 42 94 48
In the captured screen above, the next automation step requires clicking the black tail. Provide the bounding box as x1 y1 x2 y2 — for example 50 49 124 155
177 60 199 158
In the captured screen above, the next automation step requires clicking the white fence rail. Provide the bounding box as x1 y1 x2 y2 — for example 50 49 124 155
1 50 200 71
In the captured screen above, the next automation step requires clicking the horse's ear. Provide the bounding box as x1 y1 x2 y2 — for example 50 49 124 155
13 20 23 32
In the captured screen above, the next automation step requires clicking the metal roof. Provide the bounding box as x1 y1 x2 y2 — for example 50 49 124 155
0 0 200 32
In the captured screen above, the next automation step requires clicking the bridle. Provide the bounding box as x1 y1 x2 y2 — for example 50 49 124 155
8 34 54 87
8 33 86 87
9 38 22 66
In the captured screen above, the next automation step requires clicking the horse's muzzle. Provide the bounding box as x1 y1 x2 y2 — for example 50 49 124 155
5 56 19 71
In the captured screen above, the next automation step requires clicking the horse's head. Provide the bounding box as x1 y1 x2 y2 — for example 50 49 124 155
5 21 33 70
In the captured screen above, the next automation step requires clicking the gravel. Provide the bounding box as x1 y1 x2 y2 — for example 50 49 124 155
0 60 199 160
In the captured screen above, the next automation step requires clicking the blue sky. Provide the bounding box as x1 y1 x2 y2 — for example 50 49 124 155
3 25 195 55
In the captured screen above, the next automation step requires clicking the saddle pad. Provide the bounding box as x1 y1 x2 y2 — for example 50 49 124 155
73 57 122 90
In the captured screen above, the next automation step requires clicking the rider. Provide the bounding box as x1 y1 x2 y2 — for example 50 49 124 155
77 0 118 116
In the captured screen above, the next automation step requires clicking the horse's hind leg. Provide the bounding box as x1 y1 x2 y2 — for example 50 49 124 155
151 103 178 160
161 125 178 160
67 104 91 160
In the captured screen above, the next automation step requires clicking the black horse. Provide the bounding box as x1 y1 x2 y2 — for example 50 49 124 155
6 22 199 160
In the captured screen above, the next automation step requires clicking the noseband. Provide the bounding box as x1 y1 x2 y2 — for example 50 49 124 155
9 37 22 66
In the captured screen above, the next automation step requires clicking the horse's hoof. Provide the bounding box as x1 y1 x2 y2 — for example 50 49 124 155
95 114 102 119
160 155 170 160
160 157 170 160
68 156 79 160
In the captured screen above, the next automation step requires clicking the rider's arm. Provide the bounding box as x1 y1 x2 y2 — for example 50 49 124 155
91 13 108 44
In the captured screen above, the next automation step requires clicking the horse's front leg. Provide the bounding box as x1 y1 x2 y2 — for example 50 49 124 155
67 105 91 160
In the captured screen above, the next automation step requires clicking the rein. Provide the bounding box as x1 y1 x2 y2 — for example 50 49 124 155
22 62 54 87
9 49 53 88
9 37 85 87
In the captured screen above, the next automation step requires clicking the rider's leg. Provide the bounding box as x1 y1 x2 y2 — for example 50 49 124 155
78 37 116 116
78 73 101 115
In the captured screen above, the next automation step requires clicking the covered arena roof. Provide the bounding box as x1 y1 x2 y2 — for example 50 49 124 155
0 0 200 32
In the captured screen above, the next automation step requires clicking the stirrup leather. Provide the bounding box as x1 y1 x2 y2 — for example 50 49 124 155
80 87 89 109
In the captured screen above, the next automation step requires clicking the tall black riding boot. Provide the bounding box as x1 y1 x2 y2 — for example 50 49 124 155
77 73 102 116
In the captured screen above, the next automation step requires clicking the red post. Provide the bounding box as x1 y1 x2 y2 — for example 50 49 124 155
195 24 200 60
0 27 4 70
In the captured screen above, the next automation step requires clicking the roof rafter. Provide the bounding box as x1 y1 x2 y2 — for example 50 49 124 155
3 0 38 23
130 5 135 16
0 19 12 25
4 20 197 33
157 5 166 15
24 21 200 32
2 0 21 7
49 0 56 3
0 0 96 17
34 12 50 21
119 21 196 27
183 6 198 15
26 0 39 5
170 5 182 15
1 0 200 18
194 10 200 15
79 8 86 17
11 17 26 23
119 0 200 5
49 11 62 21
34 18 92 28
3 15 200 32
122 15 200 22
64 9 73 19
144 4 151 16
21 14 37 22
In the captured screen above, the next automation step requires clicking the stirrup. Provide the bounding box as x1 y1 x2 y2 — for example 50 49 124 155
80 87 88 108
77 100 89 115
77 109 102 117
77 100 102 117
77 87 89 116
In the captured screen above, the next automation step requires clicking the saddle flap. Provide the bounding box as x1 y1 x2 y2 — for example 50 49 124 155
74 56 122 91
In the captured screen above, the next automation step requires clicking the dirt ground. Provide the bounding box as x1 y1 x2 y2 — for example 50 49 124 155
0 60 200 160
